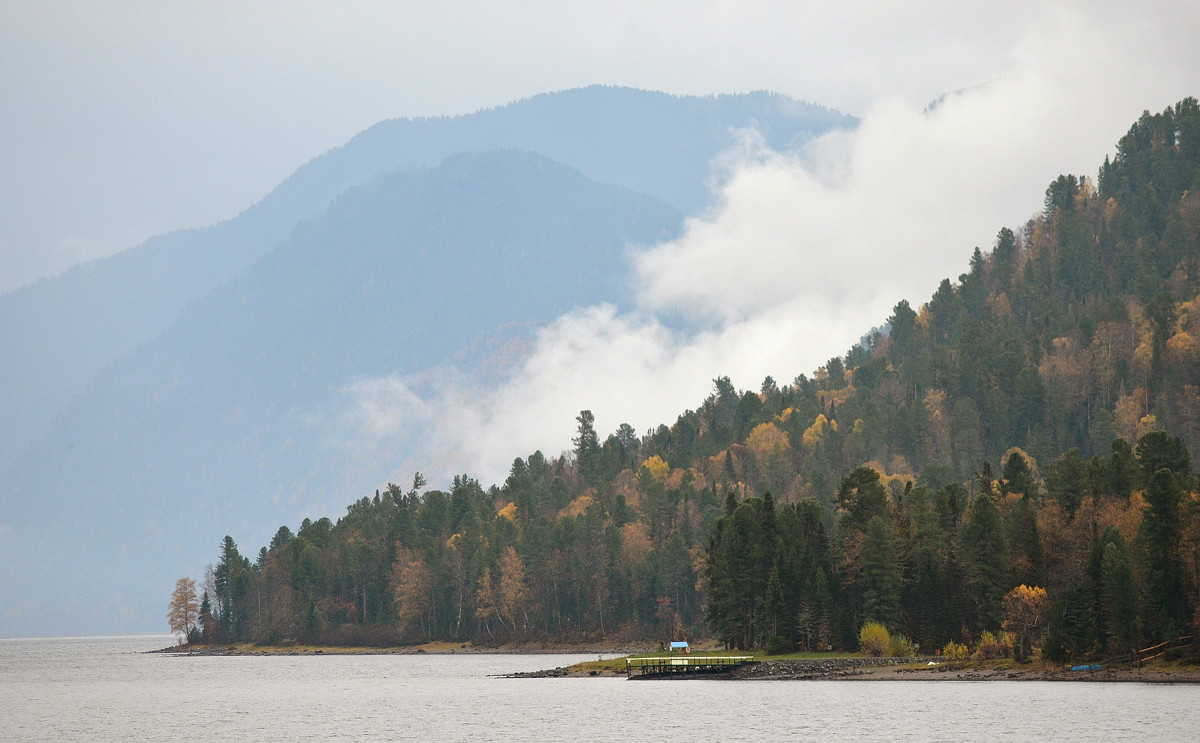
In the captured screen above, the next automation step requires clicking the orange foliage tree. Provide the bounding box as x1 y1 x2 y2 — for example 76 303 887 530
390 547 431 640
167 577 199 644
497 547 530 635
1002 585 1050 661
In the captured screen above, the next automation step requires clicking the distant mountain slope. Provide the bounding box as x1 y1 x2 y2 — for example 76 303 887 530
326 87 850 216
0 150 681 635
0 87 853 473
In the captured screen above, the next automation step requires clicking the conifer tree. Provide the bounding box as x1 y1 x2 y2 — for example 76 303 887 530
1107 439 1138 501
961 491 1009 633
573 410 600 485
1007 494 1044 588
1139 469 1186 640
1001 451 1037 498
860 515 902 631
1046 448 1087 516
1100 530 1138 653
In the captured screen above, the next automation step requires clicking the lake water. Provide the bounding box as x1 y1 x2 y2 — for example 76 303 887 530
2 635 1199 741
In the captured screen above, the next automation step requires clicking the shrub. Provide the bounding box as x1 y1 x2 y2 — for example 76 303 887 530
859 621 891 657
888 634 916 657
973 631 1013 660
941 640 969 660
766 634 791 655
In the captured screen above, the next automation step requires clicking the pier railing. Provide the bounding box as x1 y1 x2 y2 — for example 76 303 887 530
625 655 754 678
1083 634 1194 672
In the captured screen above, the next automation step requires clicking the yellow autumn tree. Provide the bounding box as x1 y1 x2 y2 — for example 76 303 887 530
497 547 530 634
747 422 793 494
924 389 951 464
1113 388 1150 444
1002 585 1050 661
390 546 431 639
474 567 499 638
618 522 653 573
640 455 670 485
747 422 789 458
496 501 518 521
1167 330 1199 366
801 414 836 451
560 494 593 518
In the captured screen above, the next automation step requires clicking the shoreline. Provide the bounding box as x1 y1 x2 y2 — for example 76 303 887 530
153 639 645 657
731 658 1200 683
510 656 1200 682
155 643 1200 683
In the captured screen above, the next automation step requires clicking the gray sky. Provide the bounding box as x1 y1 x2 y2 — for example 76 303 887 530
7 1 1193 293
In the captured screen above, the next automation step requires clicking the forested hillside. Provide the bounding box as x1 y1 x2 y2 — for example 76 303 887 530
190 99 1200 662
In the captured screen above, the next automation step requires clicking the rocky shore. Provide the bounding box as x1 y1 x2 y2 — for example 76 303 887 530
505 665 582 678
507 656 1200 682
730 656 942 680
504 656 941 679
737 658 1200 682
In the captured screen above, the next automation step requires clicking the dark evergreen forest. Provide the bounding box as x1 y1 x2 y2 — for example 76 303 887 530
190 99 1200 662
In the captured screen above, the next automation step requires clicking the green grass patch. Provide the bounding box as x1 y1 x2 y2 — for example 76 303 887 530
568 656 630 674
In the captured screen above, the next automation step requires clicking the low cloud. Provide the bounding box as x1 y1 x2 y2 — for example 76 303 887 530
335 8 1200 490
335 302 865 487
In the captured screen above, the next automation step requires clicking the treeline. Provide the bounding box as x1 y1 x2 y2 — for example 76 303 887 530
190 457 716 647
182 99 1200 659
705 434 1197 660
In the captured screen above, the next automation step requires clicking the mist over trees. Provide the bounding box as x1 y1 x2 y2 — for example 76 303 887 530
183 99 1200 661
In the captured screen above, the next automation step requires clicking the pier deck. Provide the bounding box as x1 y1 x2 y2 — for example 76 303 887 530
625 655 754 678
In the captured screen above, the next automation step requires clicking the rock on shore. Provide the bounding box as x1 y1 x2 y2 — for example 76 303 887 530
732 657 942 680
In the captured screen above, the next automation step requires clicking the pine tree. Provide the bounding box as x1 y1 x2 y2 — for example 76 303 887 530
763 564 788 653
1139 469 1186 640
961 492 1009 633
1135 431 1191 486
1100 530 1138 653
573 410 600 485
1045 448 1087 516
1001 451 1037 498
837 466 888 534
1107 439 1138 501
860 515 902 631
1007 494 1044 588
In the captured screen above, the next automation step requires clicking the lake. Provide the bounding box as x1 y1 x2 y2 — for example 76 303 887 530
2 635 1198 741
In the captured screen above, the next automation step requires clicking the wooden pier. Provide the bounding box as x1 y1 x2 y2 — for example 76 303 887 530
625 655 754 678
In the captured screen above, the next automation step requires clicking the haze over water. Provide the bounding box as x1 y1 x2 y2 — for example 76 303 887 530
3 635 1197 742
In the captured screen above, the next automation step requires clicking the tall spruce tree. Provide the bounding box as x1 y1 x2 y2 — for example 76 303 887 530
961 491 1009 633
1139 469 1187 640
1099 528 1138 653
860 515 903 631
1007 494 1044 588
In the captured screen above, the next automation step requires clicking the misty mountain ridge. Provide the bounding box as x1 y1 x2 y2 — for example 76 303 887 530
0 149 681 634
0 87 852 476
